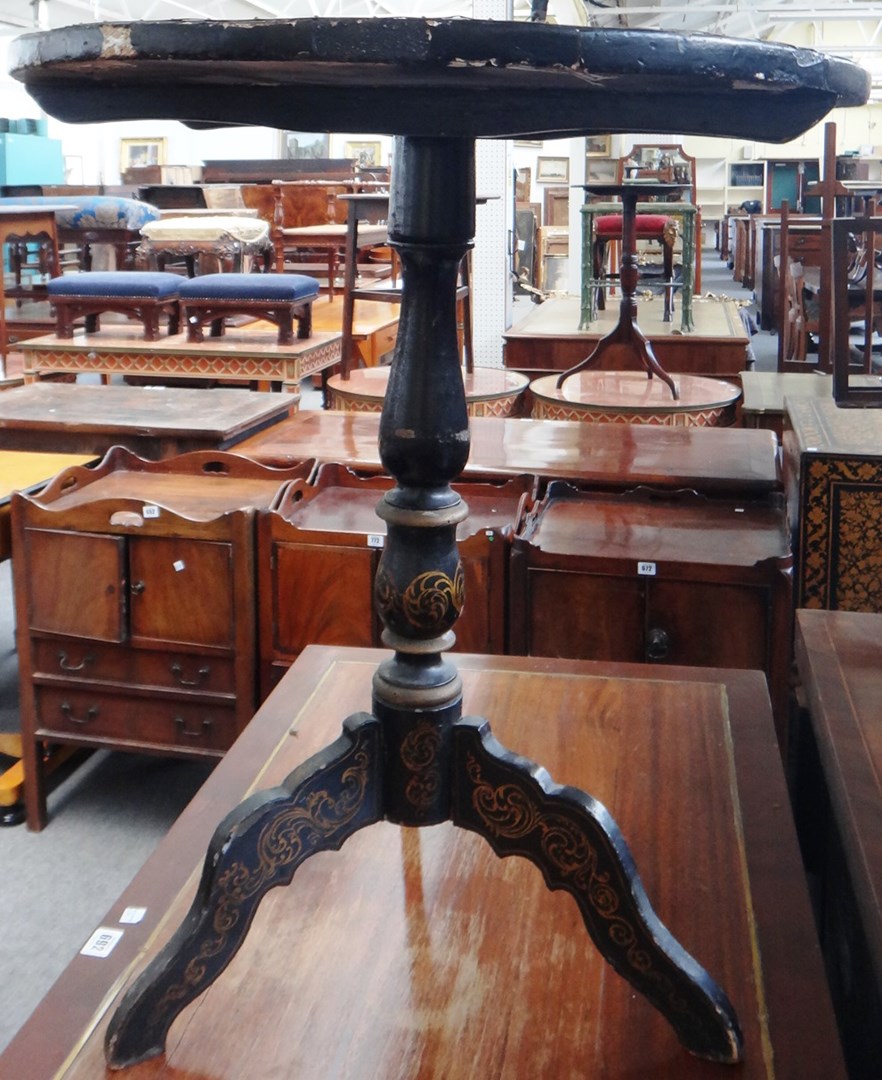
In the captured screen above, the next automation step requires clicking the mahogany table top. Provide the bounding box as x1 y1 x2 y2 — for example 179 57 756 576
0 647 843 1079
235 410 783 495
0 382 297 458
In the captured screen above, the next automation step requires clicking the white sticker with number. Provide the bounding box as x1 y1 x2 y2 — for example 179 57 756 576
637 561 657 576
367 534 385 549
80 927 124 958
142 504 160 519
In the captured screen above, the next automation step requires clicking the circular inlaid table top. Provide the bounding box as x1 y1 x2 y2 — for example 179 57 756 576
9 20 868 142
328 366 529 416
530 371 741 426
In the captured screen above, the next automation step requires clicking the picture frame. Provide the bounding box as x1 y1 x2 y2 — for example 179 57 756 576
536 156 570 184
344 140 383 168
279 131 331 159
119 137 167 172
586 135 612 158
515 166 531 204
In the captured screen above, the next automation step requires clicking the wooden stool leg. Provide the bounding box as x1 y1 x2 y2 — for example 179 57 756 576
55 306 74 338
144 309 161 341
276 309 294 346
296 301 312 340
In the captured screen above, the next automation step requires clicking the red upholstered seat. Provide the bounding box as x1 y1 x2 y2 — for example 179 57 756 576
595 213 671 237
592 213 677 321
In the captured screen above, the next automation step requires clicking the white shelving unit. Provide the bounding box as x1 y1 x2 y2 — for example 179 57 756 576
727 161 767 211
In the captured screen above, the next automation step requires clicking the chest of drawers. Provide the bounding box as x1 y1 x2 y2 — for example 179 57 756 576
12 446 311 829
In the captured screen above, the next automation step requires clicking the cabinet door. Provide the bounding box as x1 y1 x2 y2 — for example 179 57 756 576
646 580 769 670
273 541 378 656
25 528 126 642
524 568 645 661
128 536 234 649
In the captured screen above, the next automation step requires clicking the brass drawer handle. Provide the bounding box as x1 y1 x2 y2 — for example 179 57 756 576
58 651 94 672
174 716 213 739
60 702 99 725
170 662 211 688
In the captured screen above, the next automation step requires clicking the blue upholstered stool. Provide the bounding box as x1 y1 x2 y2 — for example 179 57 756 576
177 272 320 345
47 271 182 340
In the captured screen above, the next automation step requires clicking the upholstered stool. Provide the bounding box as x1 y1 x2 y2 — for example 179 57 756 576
138 215 272 276
177 272 320 344
593 213 676 319
46 271 182 340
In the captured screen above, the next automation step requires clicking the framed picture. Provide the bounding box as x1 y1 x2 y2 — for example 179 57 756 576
536 156 569 184
280 131 331 159
119 137 167 172
515 166 531 204
586 135 612 157
344 140 383 168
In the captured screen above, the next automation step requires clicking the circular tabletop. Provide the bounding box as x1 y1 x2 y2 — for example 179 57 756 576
8 19 869 142
530 371 741 426
328 366 529 418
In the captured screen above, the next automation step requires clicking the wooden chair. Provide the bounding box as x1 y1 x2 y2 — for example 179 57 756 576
338 192 472 379
265 180 393 298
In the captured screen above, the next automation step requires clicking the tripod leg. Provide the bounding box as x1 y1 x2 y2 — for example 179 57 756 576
105 712 383 1070
450 716 742 1064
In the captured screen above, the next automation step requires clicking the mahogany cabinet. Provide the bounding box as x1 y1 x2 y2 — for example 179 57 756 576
792 609 882 1079
12 446 312 830
509 482 793 746
256 463 536 697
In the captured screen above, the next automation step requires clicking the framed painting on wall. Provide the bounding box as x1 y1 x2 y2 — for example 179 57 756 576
280 131 331 159
586 135 612 157
119 137 167 172
344 140 383 168
536 156 569 184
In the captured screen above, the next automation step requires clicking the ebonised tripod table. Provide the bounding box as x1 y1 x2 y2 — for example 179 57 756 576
9 16 868 1071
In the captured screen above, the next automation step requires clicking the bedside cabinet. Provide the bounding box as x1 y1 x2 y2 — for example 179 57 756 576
256 463 536 698
509 482 793 748
12 446 312 830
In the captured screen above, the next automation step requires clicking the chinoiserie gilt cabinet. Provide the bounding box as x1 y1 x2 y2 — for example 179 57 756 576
12 447 312 830
255 463 536 698
509 482 794 745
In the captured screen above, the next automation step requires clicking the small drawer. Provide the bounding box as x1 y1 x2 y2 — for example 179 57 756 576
31 639 235 695
35 685 240 753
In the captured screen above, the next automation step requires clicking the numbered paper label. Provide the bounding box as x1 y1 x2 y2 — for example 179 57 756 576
367 534 385 549
637 561 657 576
80 927 124 958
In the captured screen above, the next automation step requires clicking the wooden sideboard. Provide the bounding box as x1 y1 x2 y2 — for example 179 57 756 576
11 447 312 830
0 647 845 1078
793 609 882 1078
255 465 536 697
783 396 882 611
510 482 793 746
